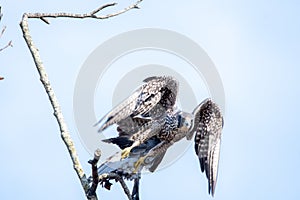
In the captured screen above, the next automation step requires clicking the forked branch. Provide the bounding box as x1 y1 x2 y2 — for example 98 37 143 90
22 1 142 24
19 1 143 199
1 6 13 80
98 173 133 200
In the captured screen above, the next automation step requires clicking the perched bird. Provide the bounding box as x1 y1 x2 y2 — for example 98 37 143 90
89 137 162 200
96 136 162 179
95 76 224 196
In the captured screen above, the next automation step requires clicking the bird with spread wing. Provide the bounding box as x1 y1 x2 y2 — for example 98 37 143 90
95 76 224 196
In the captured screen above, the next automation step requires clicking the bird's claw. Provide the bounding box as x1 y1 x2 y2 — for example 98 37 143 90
121 147 132 159
133 156 146 173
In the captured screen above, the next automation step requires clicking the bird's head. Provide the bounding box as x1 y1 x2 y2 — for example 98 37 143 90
177 111 194 133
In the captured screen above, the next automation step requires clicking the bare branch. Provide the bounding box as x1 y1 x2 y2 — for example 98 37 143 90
40 17 50 25
99 1 142 19
23 1 143 24
1 6 13 81
0 40 12 52
87 149 102 200
20 13 90 192
0 25 6 38
86 150 136 200
19 1 143 199
99 173 133 200
90 3 117 15
132 177 140 200
0 26 13 52
0 6 3 80
0 6 2 22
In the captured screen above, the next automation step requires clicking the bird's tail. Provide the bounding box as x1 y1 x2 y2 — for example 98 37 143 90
102 136 134 149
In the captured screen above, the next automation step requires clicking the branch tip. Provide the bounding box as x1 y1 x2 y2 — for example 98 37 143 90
40 17 50 25
0 40 13 52
8 40 13 47
90 2 118 15
0 25 7 38
94 149 101 159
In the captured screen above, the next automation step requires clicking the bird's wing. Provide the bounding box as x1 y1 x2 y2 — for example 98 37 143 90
191 98 224 196
116 116 152 137
95 76 178 133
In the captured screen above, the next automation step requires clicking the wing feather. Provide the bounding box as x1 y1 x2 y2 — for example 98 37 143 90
95 76 178 134
192 98 224 196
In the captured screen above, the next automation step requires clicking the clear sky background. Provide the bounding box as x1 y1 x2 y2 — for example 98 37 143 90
1 0 300 200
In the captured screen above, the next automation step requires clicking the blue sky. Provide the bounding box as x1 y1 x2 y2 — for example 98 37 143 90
1 0 300 199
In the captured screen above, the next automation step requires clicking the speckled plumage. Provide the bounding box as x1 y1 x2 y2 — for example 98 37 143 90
191 98 223 196
95 76 224 196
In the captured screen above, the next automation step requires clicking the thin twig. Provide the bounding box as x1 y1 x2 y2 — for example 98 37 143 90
0 26 6 38
0 7 3 80
19 1 143 199
23 1 143 24
0 40 12 52
0 26 13 52
99 173 133 200
90 3 117 15
1 7 13 80
0 6 2 22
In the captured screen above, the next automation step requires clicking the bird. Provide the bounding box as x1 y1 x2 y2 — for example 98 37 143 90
93 136 162 200
95 76 224 196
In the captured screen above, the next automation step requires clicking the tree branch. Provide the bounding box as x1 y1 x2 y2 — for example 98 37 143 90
19 1 143 198
87 149 101 200
0 6 3 80
22 1 143 24
20 13 90 191
132 176 140 200
0 25 7 38
1 7 13 80
0 6 2 22
0 40 12 52
99 173 133 200
0 26 13 52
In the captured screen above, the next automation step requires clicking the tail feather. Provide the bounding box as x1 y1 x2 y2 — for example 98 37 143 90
149 151 166 172
102 136 133 149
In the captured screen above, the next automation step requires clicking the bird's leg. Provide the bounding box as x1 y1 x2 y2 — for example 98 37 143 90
121 147 132 159
133 141 173 173
122 126 161 159
121 141 141 159
133 156 146 173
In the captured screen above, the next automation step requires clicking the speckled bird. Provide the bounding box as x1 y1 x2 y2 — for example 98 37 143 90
95 76 224 196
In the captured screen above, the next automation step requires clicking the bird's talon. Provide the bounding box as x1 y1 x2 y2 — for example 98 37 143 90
133 156 146 173
121 147 132 159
